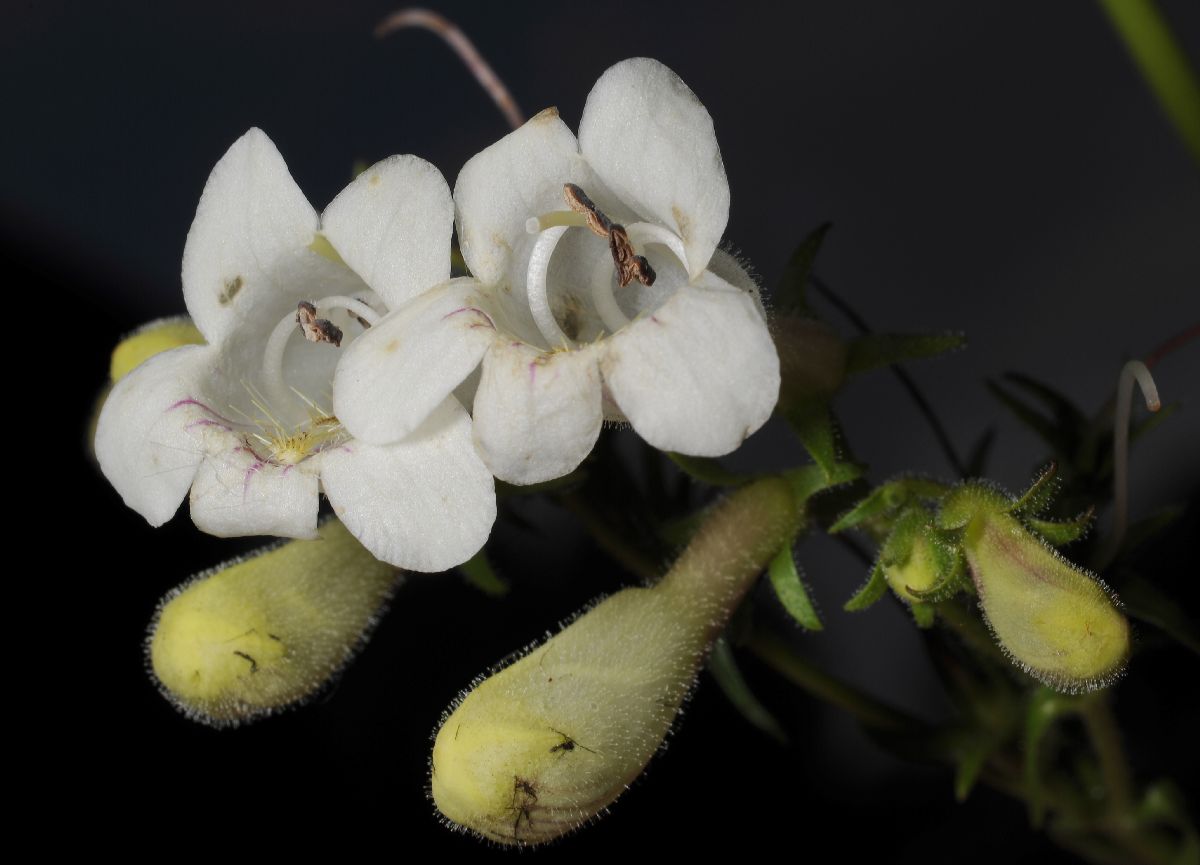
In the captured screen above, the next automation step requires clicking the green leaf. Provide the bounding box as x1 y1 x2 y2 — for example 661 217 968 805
1008 463 1059 516
1002 372 1087 431
845 559 888 612
1023 688 1074 827
785 398 840 478
667 452 749 487
986 380 1072 457
707 637 790 744
775 222 831 314
784 461 862 505
768 545 823 631
954 733 998 802
844 332 966 376
458 548 510 597
829 485 897 534
1025 508 1094 547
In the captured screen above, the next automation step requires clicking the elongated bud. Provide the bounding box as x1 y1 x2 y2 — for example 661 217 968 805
962 511 1129 692
109 315 205 382
147 519 399 726
430 478 799 845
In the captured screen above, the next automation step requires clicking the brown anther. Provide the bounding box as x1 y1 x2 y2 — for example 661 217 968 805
296 301 343 347
563 183 613 238
608 225 657 287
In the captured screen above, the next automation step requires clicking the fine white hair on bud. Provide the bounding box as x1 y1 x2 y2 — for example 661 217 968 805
146 519 400 727
429 478 798 845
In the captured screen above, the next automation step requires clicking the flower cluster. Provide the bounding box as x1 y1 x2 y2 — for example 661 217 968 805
97 58 779 570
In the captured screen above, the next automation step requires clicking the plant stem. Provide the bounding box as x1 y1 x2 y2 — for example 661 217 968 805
1080 694 1134 815
747 630 921 731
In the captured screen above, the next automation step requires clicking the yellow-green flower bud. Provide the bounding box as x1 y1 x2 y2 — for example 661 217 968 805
884 529 940 604
963 511 1129 693
147 519 399 726
109 315 205 382
430 478 799 845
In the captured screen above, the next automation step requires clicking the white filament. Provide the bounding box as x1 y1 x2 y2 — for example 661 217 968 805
1100 359 1161 568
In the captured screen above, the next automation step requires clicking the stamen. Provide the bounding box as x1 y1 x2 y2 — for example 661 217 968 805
525 226 575 348
564 184 614 238
1098 360 1160 568
262 296 382 407
562 184 656 288
297 301 343 347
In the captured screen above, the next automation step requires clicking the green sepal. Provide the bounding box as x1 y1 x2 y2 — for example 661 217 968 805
775 222 831 315
1023 687 1074 827
707 637 790 745
784 398 841 479
937 483 1009 530
768 544 823 631
458 548 510 598
911 602 936 628
844 331 966 376
844 558 889 612
830 476 949 534
1024 508 1094 547
668 452 749 487
1008 462 1059 516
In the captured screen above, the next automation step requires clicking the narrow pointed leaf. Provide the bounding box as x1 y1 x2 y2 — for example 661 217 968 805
986 380 1070 456
1025 508 1094 547
830 485 896 534
708 637 790 745
785 398 840 478
668 452 749 487
1002 372 1086 431
768 545 823 631
775 222 831 314
965 427 997 477
845 559 888 612
458 548 510 597
955 734 999 802
844 332 966 376
1009 463 1059 516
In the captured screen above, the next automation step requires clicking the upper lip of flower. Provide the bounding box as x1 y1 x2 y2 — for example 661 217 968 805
333 58 780 486
95 128 496 571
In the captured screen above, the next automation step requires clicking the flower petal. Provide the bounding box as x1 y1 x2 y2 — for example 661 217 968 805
600 272 780 456
334 279 497 445
454 108 592 286
95 344 220 526
578 59 729 280
707 248 765 317
190 449 320 540
321 399 496 571
320 154 453 309
472 341 603 485
182 128 321 345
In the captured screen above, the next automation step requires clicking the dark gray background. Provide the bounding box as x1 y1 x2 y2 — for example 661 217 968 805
7 1 1197 859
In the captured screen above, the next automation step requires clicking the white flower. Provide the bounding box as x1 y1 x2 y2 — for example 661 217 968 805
334 58 780 485
95 128 496 571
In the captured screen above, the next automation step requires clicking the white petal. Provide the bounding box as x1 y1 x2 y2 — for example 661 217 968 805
334 279 497 445
182 128 321 345
321 399 496 571
189 448 320 539
578 58 729 279
320 154 453 309
95 344 221 527
454 108 592 286
472 341 603 485
707 248 767 319
600 272 780 456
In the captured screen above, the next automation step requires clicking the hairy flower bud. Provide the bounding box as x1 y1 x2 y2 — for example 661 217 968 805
147 519 399 726
429 478 799 844
962 510 1129 692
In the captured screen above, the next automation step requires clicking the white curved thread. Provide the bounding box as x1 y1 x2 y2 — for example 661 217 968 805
262 296 382 406
525 226 574 348
589 253 632 334
625 222 688 273
1101 360 1160 568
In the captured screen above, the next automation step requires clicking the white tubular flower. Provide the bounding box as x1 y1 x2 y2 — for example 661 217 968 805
95 128 495 571
335 58 780 485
